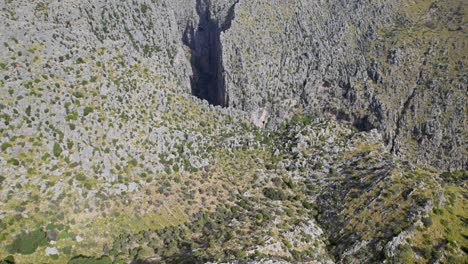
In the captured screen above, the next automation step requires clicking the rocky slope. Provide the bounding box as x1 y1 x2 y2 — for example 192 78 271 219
0 0 466 263
222 0 467 170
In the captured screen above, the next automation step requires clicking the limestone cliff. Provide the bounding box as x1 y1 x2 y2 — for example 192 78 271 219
221 0 466 170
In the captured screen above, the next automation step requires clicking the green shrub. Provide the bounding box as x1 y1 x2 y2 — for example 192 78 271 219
285 209 295 217
68 255 112 264
61 246 72 255
255 213 264 221
447 255 466 264
66 112 78 121
67 139 74 150
289 114 313 127
422 216 433 227
25 105 31 116
433 208 443 215
310 209 319 217
140 4 149 13
73 92 84 98
440 219 449 227
283 178 295 189
83 107 93 116
8 229 47 254
35 3 48 12
129 159 138 167
314 163 323 170
76 174 86 181
58 230 69 240
7 158 19 166
263 187 287 200
0 114 11 125
0 255 15 264
1 142 12 151
235 250 247 259
291 250 303 261
302 201 314 209
53 143 62 157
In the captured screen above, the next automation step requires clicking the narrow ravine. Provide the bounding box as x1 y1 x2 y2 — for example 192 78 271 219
182 0 239 106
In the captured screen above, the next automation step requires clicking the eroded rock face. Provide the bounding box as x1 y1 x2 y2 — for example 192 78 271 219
0 0 465 263
17 0 461 170
220 0 466 170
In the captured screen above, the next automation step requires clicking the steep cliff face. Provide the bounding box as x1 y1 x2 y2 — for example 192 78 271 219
182 0 239 106
221 0 466 170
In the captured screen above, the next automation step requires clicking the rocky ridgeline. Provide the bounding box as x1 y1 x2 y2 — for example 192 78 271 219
0 0 466 263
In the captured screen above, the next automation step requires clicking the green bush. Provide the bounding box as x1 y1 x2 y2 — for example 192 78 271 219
1 142 12 151
8 229 47 254
66 112 78 121
314 163 323 170
7 158 19 166
62 246 72 255
53 142 62 157
0 114 11 125
129 159 138 167
235 250 247 259
422 216 433 227
75 174 86 181
263 187 287 200
58 230 69 240
283 178 295 189
68 255 112 264
433 208 443 215
302 201 314 209
83 107 93 116
35 3 48 12
140 4 149 13
0 255 15 264
73 92 84 98
255 213 264 221
310 209 319 217
440 219 449 227
289 114 313 127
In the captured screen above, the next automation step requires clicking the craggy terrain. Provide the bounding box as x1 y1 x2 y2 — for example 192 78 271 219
0 0 466 263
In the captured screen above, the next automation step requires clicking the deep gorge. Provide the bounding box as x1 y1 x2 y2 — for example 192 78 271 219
182 0 238 106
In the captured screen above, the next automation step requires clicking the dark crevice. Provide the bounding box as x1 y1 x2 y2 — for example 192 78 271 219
183 0 239 106
325 108 375 133
353 115 375 132
221 0 240 31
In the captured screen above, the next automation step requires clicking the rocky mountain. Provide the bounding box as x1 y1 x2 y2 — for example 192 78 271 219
222 0 466 170
0 0 466 263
